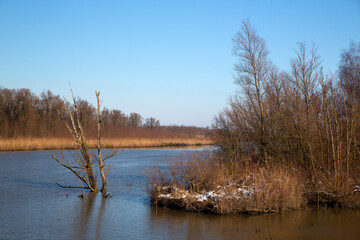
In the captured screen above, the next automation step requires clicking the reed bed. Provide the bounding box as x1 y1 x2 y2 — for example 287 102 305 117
0 137 212 151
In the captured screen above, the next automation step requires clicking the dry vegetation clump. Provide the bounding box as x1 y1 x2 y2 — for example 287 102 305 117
148 151 305 215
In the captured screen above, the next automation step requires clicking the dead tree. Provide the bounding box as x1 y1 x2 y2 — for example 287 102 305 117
52 88 98 192
52 88 119 196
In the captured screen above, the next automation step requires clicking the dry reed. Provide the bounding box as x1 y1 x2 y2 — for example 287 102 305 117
0 137 212 151
148 152 305 214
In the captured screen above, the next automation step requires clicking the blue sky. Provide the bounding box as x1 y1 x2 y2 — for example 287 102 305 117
1 0 359 127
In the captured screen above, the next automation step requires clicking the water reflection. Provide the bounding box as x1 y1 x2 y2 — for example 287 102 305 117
95 196 106 240
72 193 107 240
148 206 360 240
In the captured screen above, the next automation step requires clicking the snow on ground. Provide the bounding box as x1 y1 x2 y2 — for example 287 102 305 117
156 182 256 202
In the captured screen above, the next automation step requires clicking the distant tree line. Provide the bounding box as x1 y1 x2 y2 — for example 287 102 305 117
212 20 360 194
0 88 208 139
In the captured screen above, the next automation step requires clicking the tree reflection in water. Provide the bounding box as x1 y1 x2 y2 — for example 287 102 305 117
73 192 107 240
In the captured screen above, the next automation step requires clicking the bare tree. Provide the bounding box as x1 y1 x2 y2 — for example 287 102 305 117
52 88 119 196
340 41 360 101
52 88 98 192
290 42 321 123
110 109 127 127
128 112 143 127
232 19 271 167
144 117 160 129
290 42 322 174
39 90 65 137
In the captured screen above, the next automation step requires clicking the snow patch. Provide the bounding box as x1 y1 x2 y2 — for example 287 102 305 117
156 184 257 202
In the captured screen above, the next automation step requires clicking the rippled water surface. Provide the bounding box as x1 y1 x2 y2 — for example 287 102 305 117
1 149 359 240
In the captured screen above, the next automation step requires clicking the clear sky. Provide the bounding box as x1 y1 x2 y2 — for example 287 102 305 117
1 0 359 127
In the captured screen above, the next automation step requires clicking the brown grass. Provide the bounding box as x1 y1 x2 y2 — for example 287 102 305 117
0 137 213 151
148 152 305 214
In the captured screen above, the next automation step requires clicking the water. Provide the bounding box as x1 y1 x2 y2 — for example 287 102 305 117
0 149 359 240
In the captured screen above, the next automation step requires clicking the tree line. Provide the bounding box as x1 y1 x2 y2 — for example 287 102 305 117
0 88 208 139
212 20 360 194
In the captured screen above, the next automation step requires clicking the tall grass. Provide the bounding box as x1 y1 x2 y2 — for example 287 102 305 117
0 137 212 151
148 151 304 214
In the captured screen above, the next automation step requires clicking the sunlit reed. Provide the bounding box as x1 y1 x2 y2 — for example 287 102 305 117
0 137 212 151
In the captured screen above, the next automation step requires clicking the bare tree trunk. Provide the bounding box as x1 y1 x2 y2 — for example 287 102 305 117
94 91 120 197
96 91 107 196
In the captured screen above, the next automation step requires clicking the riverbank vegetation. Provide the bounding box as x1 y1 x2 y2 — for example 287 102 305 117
148 20 360 214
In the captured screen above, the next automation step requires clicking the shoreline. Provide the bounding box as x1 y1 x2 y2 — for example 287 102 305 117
0 137 213 152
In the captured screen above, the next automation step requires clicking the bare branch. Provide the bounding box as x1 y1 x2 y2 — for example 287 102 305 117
56 182 90 189
52 154 95 191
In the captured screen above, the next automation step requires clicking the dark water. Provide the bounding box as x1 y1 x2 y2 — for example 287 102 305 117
0 149 359 240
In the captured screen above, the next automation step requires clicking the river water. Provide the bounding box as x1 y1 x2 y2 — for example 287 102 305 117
0 148 359 240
